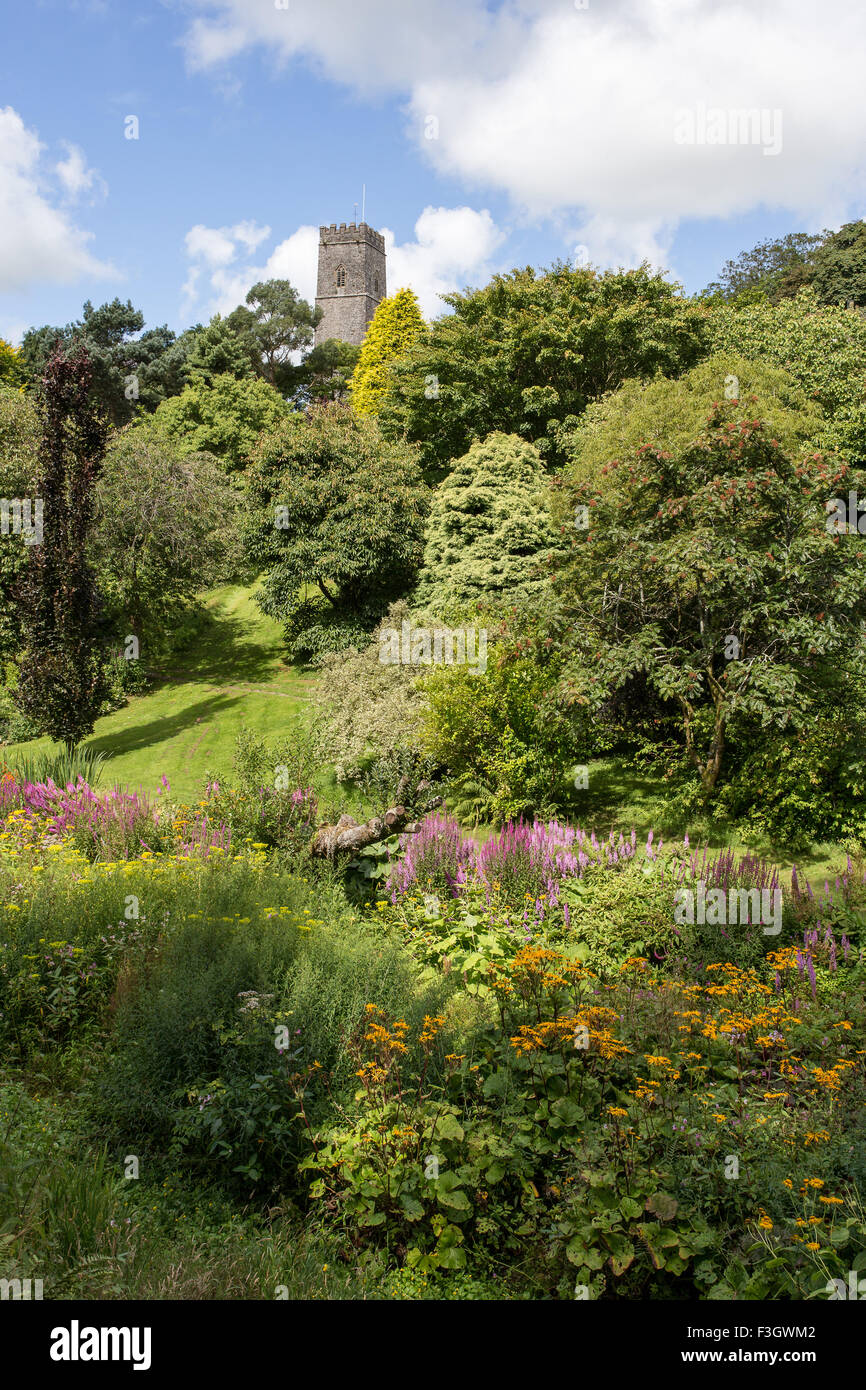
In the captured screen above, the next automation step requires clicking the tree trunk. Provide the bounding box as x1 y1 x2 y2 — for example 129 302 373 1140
310 784 441 858
311 806 417 858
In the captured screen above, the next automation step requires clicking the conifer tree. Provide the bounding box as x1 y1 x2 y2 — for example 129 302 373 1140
414 432 559 612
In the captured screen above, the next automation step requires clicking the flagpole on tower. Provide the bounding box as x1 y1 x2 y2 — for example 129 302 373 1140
362 184 366 223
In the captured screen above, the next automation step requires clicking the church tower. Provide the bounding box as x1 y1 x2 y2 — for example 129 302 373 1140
314 221 386 347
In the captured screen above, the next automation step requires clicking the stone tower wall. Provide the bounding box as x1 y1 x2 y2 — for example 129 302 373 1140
314 222 387 346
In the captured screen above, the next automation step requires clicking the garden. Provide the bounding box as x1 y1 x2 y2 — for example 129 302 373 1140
2 228 866 1302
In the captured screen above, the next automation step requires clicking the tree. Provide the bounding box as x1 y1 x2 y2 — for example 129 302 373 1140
0 338 25 387
708 290 866 467
559 353 826 505
349 288 426 416
702 221 866 309
701 231 823 304
226 280 321 393
245 403 429 660
15 346 112 752
19 299 193 424
554 372 866 797
92 430 243 656
377 262 710 480
146 373 292 471
810 220 866 308
293 338 360 406
414 432 560 613
184 314 256 385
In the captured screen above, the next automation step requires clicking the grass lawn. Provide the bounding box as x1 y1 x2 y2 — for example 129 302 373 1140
3 584 320 805
2 587 848 882
568 757 846 885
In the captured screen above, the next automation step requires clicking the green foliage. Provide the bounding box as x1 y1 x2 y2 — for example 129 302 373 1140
147 373 292 472
245 403 429 661
20 299 192 425
378 262 710 479
702 231 824 304
312 603 437 781
185 314 257 385
702 221 866 311
91 888 451 1192
371 885 549 995
555 366 866 799
0 385 40 664
0 338 25 387
558 857 680 974
16 346 112 752
7 743 109 789
711 716 866 850
202 725 319 858
708 290 866 467
810 220 866 309
0 1076 371 1299
560 353 826 502
420 617 578 824
414 433 560 612
92 428 243 655
349 288 426 417
225 279 321 394
293 338 360 406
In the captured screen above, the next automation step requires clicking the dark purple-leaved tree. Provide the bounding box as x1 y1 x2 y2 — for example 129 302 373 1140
16 345 111 752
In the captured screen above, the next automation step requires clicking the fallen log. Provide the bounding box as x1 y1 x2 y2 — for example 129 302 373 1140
310 788 441 858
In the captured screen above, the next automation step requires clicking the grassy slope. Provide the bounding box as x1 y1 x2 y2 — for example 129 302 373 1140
4 584 318 804
568 757 845 885
3 583 845 880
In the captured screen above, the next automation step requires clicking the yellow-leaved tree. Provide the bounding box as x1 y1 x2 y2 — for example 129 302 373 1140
349 287 425 417
0 338 25 388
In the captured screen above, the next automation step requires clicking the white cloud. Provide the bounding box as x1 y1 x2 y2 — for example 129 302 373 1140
180 0 490 96
182 219 306 318
384 206 504 318
178 0 866 269
55 141 104 200
0 318 27 348
0 107 115 293
180 207 503 324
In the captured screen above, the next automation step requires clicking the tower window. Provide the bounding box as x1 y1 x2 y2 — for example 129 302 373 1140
374 275 380 296
335 265 346 288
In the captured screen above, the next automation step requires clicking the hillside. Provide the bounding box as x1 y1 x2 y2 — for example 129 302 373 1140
3 584 317 804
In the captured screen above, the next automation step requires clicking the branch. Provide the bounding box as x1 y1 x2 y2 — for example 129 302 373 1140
310 786 441 858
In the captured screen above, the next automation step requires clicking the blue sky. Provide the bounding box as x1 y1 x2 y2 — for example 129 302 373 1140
2 0 865 345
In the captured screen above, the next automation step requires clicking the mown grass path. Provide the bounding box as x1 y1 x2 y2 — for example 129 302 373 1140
5 585 318 804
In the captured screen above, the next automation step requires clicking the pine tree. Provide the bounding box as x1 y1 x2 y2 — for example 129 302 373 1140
15 345 111 752
349 288 426 417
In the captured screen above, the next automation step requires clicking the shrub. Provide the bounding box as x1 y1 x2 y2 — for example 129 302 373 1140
349 288 426 417
201 726 319 859
92 899 452 1193
146 373 292 471
419 616 578 825
312 602 437 782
